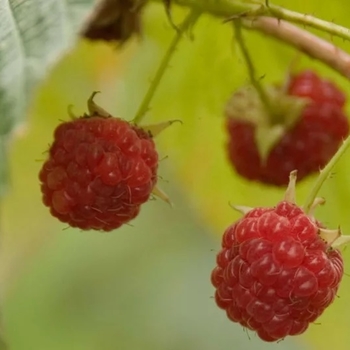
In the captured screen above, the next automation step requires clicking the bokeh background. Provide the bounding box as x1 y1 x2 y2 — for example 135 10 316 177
2 1 350 349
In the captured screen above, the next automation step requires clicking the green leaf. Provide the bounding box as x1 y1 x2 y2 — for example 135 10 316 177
0 0 94 194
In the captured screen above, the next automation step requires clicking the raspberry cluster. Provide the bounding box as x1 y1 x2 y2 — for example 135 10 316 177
39 114 158 231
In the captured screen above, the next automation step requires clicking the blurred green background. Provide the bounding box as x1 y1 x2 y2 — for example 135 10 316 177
2 1 350 349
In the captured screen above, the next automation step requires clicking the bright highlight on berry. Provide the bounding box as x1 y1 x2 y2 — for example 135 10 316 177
39 92 173 231
211 171 349 342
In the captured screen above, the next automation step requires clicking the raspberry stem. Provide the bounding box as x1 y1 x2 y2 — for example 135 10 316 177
303 135 350 214
242 17 350 79
152 1 350 43
233 21 274 117
157 0 263 17
149 1 350 78
132 9 201 124
266 4 350 42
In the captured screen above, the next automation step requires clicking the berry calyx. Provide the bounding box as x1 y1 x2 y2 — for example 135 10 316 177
225 69 349 186
211 171 347 342
39 92 173 231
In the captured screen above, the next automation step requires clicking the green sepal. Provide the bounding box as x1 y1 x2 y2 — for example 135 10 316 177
225 84 309 164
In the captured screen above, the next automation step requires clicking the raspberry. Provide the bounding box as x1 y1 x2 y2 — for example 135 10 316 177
225 70 349 186
39 93 160 231
287 70 346 108
211 172 344 342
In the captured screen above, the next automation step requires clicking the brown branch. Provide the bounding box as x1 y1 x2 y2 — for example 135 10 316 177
242 17 350 79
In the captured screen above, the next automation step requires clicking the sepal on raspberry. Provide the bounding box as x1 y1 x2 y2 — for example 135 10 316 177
87 91 112 118
140 119 182 138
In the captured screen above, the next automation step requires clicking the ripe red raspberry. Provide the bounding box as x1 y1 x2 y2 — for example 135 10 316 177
211 172 344 342
39 93 161 231
225 69 349 186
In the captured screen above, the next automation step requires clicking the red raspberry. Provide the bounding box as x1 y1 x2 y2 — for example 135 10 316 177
39 94 159 231
211 173 344 342
287 70 346 108
225 70 349 186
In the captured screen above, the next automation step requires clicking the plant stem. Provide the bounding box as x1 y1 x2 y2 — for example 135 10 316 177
303 135 350 214
152 0 262 17
133 9 201 124
233 20 274 115
242 17 350 79
266 4 350 42
150 0 350 43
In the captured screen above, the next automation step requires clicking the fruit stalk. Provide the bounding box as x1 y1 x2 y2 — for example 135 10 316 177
133 9 200 124
158 0 263 17
233 21 274 116
242 17 350 79
266 3 350 42
303 134 350 214
151 0 350 43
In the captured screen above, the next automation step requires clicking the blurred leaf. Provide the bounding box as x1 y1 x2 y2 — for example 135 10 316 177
4 179 305 350
0 335 7 350
0 0 95 194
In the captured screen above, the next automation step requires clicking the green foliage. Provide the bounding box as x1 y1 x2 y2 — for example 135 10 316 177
4 184 305 350
0 0 94 195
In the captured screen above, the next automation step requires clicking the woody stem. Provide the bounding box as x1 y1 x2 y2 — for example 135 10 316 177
233 20 274 116
133 9 201 124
